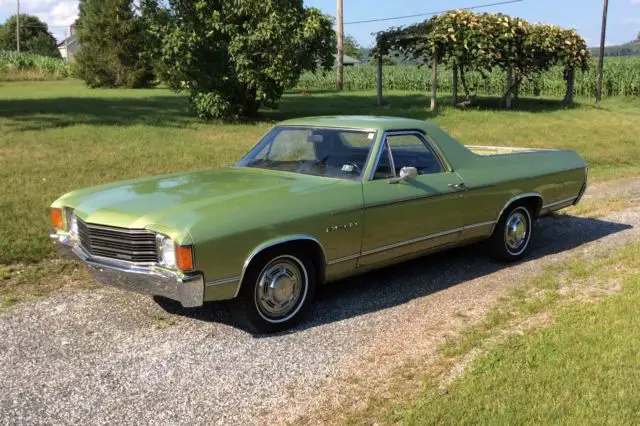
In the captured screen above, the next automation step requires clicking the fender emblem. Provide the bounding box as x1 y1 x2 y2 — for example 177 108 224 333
326 222 359 233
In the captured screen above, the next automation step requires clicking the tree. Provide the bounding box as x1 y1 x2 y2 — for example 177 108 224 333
145 0 335 119
344 34 363 60
75 0 154 88
375 10 589 109
0 15 60 57
368 55 396 65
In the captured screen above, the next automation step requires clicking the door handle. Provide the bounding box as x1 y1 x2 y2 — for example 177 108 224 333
448 182 466 190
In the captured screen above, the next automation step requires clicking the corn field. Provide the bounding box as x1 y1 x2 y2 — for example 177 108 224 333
0 51 72 80
297 57 640 98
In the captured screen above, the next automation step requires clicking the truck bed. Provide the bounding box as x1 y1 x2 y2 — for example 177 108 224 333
465 145 559 156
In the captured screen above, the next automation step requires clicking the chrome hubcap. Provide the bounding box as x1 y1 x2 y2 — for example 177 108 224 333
505 211 528 253
255 257 305 320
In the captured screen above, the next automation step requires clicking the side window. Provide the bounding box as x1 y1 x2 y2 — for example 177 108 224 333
373 142 394 179
386 134 443 176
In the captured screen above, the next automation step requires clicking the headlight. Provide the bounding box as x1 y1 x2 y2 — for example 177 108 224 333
68 211 78 238
157 235 176 268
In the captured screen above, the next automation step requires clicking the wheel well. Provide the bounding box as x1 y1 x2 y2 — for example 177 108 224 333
240 239 326 291
507 195 543 219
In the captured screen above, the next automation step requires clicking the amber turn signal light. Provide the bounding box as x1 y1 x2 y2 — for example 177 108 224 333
50 208 64 229
176 245 194 271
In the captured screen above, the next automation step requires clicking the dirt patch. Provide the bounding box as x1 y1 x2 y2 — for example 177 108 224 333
0 259 95 309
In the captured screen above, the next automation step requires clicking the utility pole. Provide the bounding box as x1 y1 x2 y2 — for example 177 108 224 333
16 0 21 52
336 0 344 91
596 0 609 104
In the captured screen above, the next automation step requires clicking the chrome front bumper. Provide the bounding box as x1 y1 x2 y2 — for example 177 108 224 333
51 233 204 307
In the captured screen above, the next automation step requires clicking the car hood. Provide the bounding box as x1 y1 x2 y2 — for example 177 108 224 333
57 167 339 236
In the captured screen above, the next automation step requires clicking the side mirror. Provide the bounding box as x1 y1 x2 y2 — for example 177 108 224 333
389 166 418 184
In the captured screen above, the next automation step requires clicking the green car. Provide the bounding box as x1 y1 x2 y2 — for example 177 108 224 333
50 116 587 332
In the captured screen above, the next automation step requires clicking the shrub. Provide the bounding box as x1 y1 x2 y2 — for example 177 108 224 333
144 0 336 119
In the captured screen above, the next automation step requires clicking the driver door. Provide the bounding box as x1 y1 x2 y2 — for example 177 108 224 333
359 131 467 266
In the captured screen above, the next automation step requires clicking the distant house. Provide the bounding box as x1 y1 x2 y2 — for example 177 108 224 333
336 54 361 67
58 25 78 63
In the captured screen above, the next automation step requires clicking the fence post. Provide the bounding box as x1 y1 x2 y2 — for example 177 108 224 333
377 54 383 106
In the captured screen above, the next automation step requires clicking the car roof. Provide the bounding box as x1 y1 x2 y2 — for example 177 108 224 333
278 115 436 132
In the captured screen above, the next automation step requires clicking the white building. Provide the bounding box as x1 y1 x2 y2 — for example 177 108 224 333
57 25 79 63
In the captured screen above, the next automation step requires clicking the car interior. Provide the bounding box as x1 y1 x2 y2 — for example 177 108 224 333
246 128 443 181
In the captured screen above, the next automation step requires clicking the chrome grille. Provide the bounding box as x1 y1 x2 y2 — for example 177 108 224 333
77 218 158 263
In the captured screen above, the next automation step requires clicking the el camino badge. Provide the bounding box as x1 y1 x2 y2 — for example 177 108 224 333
326 222 359 233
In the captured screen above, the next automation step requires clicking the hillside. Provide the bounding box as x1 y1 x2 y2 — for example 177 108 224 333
590 40 640 57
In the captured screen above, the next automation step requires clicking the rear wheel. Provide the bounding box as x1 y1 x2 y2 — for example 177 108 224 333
233 249 316 334
488 204 533 262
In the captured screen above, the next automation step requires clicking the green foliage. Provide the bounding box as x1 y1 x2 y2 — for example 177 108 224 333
344 34 363 60
296 57 640 98
0 15 60 57
368 55 397 66
139 0 172 86
0 51 72 80
144 0 336 119
374 10 591 102
75 0 154 88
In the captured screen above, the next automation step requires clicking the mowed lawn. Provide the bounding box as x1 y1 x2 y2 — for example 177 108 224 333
1 79 639 264
389 242 640 425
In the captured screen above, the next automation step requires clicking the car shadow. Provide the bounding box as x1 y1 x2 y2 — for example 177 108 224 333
159 214 632 335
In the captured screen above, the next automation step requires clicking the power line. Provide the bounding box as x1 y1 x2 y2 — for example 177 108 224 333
15 24 70 28
344 0 524 25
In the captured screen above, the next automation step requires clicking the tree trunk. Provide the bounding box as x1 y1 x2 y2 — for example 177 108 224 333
459 67 471 102
452 65 459 106
242 86 259 117
376 54 383 106
533 76 541 97
563 67 575 105
505 65 513 109
514 71 521 100
430 56 438 112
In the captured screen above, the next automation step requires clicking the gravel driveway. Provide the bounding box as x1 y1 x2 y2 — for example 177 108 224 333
1 195 638 425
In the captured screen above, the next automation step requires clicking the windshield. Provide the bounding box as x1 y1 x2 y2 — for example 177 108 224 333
237 126 377 180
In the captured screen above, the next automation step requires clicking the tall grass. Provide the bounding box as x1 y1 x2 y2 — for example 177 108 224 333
297 57 640 98
0 51 72 81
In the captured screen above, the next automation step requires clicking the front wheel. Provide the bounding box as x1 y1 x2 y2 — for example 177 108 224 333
488 205 533 262
233 250 316 334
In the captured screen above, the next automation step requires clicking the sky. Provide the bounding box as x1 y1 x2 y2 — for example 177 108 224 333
0 0 639 47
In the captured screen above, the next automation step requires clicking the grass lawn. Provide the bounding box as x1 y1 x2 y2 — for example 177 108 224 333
1 79 639 264
389 242 640 425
